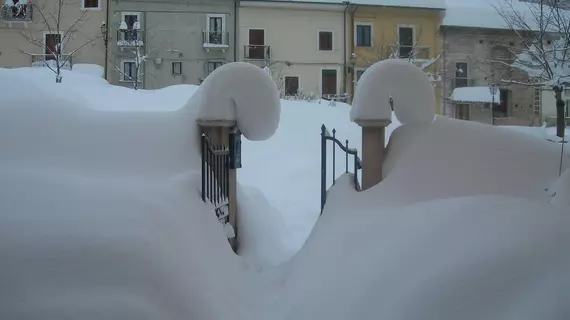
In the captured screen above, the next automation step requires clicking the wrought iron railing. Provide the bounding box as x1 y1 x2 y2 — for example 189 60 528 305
201 134 230 217
31 54 72 70
116 29 143 47
387 45 430 60
1 3 32 21
202 31 229 46
320 124 361 214
244 45 270 60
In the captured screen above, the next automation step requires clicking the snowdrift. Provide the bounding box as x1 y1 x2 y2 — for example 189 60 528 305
193 62 281 141
1 66 569 320
284 176 570 320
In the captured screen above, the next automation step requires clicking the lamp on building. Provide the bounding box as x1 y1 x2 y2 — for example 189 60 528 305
347 53 357 73
489 82 498 126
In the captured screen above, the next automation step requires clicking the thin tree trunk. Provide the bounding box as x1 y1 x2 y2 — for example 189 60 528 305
554 86 565 138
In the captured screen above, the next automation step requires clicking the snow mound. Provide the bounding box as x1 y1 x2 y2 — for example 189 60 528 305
193 62 281 141
72 64 104 78
289 185 570 320
0 68 201 177
549 169 570 208
351 59 435 125
362 116 564 206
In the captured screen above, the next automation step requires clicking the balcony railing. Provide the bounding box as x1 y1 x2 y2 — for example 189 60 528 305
202 31 230 48
387 45 430 60
244 45 270 60
31 54 72 70
116 29 143 47
1 2 32 21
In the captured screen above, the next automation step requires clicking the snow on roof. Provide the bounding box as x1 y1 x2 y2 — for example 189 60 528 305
442 0 542 30
450 86 501 103
255 0 445 9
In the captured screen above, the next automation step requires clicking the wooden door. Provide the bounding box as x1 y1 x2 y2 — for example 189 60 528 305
44 34 61 60
455 104 470 120
321 69 337 96
248 29 265 59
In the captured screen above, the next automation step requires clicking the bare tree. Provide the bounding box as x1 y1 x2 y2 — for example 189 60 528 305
494 0 570 132
494 0 570 174
19 0 103 83
262 60 292 98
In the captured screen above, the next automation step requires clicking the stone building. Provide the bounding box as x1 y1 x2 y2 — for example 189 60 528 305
441 0 540 125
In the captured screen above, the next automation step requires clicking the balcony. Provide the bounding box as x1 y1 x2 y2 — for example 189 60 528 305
116 29 143 47
387 45 430 60
1 2 32 22
31 54 72 70
202 31 230 52
244 45 270 60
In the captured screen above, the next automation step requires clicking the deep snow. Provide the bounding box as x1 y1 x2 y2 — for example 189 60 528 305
1 66 569 320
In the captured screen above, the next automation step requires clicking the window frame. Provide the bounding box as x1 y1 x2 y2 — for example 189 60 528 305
354 22 373 47
318 30 334 51
120 12 142 42
120 60 140 83
454 62 469 88
81 0 101 10
284 76 300 96
397 24 416 58
207 61 224 75
172 61 182 75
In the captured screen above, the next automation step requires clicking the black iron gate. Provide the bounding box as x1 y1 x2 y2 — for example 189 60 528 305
201 133 230 223
321 124 361 214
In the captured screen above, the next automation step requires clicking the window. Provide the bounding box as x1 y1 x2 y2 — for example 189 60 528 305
321 69 337 95
355 23 372 47
82 0 100 9
455 62 468 88
319 31 333 51
398 26 414 58
172 62 182 75
121 12 141 42
356 69 365 82
207 61 223 75
284 76 299 96
207 14 226 45
44 33 62 58
121 61 138 82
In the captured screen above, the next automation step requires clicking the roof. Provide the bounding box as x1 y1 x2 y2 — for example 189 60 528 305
244 0 445 10
450 87 501 103
442 0 543 30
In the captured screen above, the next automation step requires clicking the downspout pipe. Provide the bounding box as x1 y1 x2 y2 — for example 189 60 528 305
104 0 110 80
234 0 238 62
342 1 350 94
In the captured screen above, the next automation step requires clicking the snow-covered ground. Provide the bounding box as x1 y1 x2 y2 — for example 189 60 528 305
1 65 569 319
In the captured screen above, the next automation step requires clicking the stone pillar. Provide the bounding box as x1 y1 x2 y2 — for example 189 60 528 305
354 119 391 191
197 120 238 251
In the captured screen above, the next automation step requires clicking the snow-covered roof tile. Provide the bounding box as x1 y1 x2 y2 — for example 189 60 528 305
442 0 542 30
254 0 445 10
450 86 501 103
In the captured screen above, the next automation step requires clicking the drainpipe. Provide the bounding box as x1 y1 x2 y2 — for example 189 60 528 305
441 26 446 117
104 0 110 80
234 0 238 62
342 1 350 94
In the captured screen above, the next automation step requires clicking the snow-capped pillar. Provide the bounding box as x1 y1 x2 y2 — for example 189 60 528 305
354 119 391 191
197 120 239 251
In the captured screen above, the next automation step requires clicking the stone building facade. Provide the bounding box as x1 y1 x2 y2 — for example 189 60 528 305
441 26 539 125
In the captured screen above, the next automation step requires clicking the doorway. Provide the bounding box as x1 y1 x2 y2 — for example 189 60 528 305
321 69 337 96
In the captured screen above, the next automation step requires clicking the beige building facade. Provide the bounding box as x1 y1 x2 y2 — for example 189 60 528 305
0 0 107 71
238 1 347 99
